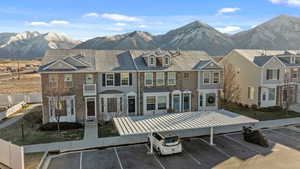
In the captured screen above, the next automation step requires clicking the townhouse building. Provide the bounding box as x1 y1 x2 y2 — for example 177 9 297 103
39 49 223 124
221 49 300 108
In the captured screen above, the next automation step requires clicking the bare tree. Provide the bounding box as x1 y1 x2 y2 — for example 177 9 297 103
222 60 241 106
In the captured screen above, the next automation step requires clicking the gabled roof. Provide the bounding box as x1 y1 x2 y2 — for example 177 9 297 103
42 59 78 71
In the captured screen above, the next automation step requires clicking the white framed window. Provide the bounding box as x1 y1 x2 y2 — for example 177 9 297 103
199 93 203 108
146 96 156 111
248 87 255 100
291 68 298 79
266 69 279 80
145 72 153 86
157 96 167 110
183 92 191 111
168 72 176 85
148 56 156 66
64 74 73 88
106 73 114 87
164 56 170 66
213 72 220 84
121 73 129 86
85 74 94 84
203 72 210 84
172 91 181 112
156 72 165 86
49 74 58 88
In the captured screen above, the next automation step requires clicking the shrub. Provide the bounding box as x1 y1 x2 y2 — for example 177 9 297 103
39 122 83 131
259 106 282 112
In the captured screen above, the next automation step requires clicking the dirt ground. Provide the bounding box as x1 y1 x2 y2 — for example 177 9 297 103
0 73 41 94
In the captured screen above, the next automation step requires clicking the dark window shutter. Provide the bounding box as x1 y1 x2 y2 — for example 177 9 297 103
102 73 106 86
115 73 120 86
129 73 133 86
277 69 280 80
266 70 270 80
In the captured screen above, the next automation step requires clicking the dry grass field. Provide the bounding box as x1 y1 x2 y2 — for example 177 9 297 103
0 59 41 94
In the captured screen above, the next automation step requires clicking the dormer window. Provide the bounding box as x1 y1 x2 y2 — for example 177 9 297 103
148 56 156 66
164 55 170 66
291 56 296 64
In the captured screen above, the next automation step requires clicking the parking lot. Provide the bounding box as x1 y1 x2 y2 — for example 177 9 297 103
47 126 300 169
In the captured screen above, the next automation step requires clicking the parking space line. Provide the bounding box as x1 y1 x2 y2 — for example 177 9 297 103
183 149 202 166
198 137 231 158
223 134 261 154
80 152 83 169
144 145 166 169
268 129 300 142
114 147 124 169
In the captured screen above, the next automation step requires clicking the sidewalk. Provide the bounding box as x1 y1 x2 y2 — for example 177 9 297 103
84 122 98 140
0 104 40 129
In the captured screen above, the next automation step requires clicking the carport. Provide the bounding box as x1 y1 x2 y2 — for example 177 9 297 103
113 110 258 145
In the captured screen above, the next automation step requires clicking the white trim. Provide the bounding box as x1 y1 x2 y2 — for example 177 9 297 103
43 59 78 71
85 97 97 120
127 93 137 116
182 91 192 112
167 72 176 86
148 55 156 67
143 92 169 115
63 55 89 67
156 72 165 86
262 56 286 68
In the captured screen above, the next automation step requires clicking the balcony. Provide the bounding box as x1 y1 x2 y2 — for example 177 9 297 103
83 84 97 96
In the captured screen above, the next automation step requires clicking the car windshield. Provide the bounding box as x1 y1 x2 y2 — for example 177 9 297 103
164 136 179 143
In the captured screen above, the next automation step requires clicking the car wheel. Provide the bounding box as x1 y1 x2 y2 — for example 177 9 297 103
157 148 162 156
147 138 150 146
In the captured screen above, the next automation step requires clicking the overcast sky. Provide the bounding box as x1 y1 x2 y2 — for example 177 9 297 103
1 0 300 40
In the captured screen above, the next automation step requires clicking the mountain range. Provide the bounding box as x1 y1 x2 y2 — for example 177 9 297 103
1 15 300 59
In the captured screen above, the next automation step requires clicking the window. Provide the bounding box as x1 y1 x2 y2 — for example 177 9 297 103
70 99 74 115
213 72 220 84
199 94 203 108
266 69 279 80
157 96 167 110
100 98 104 112
183 72 190 80
291 68 297 79
262 93 266 101
291 56 296 64
107 98 117 112
64 74 73 88
168 72 176 85
248 87 255 100
203 72 210 84
121 73 129 86
206 93 216 107
106 73 114 86
145 73 153 86
146 96 156 111
156 72 165 86
172 94 181 112
49 74 58 88
149 56 156 66
183 93 191 111
164 56 170 65
269 88 275 101
85 74 94 84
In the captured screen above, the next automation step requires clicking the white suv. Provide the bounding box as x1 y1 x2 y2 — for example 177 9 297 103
148 131 182 155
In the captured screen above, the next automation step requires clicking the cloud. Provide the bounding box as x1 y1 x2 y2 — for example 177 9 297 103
138 25 147 28
28 20 69 26
101 13 140 22
269 0 300 7
50 20 69 25
115 22 127 26
217 8 240 15
216 26 241 33
251 24 258 28
29 21 50 26
84 12 99 17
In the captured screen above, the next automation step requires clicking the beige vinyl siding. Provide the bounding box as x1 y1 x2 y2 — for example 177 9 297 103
221 51 261 106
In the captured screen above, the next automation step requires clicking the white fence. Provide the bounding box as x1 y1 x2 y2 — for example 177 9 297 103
0 101 26 121
0 139 24 169
0 93 42 106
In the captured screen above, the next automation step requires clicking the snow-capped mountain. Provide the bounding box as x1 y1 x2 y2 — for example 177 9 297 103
0 31 80 59
232 15 300 50
75 31 157 50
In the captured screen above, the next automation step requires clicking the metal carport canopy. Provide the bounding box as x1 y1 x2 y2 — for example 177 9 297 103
113 110 258 137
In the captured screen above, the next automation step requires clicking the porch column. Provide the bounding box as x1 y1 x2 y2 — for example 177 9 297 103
210 127 214 146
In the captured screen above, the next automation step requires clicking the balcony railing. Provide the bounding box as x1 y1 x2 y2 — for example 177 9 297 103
83 84 97 96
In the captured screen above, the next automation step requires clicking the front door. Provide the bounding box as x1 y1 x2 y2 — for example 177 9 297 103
128 96 136 115
86 98 96 119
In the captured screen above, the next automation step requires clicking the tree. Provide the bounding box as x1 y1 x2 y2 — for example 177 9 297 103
222 60 241 106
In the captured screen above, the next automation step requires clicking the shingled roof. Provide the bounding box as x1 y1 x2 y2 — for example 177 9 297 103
39 49 216 73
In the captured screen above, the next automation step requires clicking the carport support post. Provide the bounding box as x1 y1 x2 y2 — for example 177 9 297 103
210 127 214 146
150 131 153 154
